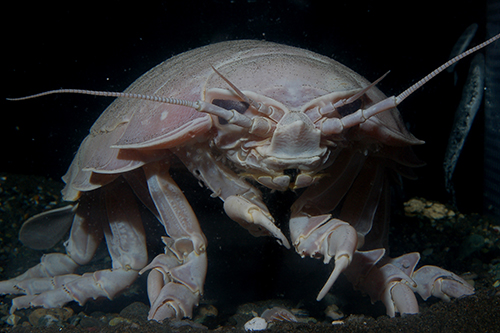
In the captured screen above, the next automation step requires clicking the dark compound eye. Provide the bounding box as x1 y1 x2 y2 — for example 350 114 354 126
212 99 250 113
212 99 250 125
336 98 363 117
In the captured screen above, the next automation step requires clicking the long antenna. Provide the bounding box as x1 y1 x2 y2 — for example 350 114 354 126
396 33 500 105
7 89 199 109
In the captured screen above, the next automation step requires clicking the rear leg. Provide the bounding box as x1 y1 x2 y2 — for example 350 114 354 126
0 191 104 307
1 179 148 312
345 251 474 316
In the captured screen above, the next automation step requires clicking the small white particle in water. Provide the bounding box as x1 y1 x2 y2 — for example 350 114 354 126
244 317 267 331
161 111 168 120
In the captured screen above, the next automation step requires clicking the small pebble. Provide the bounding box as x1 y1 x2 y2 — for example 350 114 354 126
325 304 344 320
108 316 133 326
28 307 73 327
120 301 149 319
261 307 297 322
169 319 207 329
244 317 267 331
38 314 62 327
67 315 81 326
194 304 219 324
6 314 21 326
79 316 101 328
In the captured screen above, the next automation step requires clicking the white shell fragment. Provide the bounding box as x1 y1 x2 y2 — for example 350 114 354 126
244 317 268 331
261 307 298 322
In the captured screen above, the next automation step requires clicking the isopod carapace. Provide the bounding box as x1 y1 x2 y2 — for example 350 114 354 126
3 35 498 320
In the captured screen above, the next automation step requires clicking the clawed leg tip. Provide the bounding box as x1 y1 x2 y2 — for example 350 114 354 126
316 291 327 302
277 237 291 249
316 256 351 302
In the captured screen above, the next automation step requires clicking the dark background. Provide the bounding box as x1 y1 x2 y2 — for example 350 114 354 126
2 1 489 213
1 0 493 318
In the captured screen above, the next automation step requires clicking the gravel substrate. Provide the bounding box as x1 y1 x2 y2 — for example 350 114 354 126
1 172 499 332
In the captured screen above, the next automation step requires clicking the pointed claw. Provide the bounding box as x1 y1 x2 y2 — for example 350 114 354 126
248 208 291 249
317 255 350 301
290 216 358 300
224 195 290 248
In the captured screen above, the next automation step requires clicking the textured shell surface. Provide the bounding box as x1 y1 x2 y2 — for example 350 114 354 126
60 39 421 200
92 40 392 147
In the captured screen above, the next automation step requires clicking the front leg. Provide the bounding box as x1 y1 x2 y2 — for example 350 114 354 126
175 144 289 248
290 153 474 316
141 161 208 321
290 214 358 300
288 154 417 312
289 151 372 300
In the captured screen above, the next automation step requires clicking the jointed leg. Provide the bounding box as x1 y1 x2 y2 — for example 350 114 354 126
0 179 148 313
175 144 289 248
140 161 208 321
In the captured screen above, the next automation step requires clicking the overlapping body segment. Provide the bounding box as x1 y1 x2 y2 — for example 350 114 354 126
2 38 486 322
